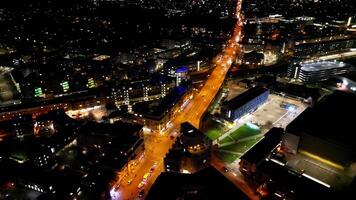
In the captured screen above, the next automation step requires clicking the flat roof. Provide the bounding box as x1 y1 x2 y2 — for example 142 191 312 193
286 90 356 150
300 61 350 72
240 128 283 164
133 85 188 120
222 86 268 110
146 166 249 200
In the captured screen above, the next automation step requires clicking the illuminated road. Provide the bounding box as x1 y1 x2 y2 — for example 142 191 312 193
112 0 245 199
112 132 177 200
177 0 244 128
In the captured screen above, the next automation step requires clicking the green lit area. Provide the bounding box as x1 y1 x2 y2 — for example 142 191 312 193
87 78 95 88
206 129 222 140
220 137 262 154
34 87 43 97
219 136 234 144
229 123 261 141
60 81 70 92
9 152 29 164
215 123 263 163
219 123 261 144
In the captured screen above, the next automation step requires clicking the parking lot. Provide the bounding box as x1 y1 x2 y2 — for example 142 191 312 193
249 94 307 132
219 93 308 136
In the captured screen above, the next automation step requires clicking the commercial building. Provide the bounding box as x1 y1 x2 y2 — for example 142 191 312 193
164 122 212 174
221 86 269 122
288 61 353 82
175 66 189 86
128 84 192 131
283 91 356 167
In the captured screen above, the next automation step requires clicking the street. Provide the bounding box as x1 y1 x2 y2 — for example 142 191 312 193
111 0 246 199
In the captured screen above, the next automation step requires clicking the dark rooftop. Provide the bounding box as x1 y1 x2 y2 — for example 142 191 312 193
146 166 249 200
133 85 188 120
240 128 283 165
286 90 356 151
181 122 203 138
79 121 142 138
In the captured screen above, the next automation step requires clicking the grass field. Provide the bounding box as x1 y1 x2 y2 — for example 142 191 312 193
218 123 261 145
205 129 222 140
219 136 234 144
219 137 262 153
229 123 261 141
215 123 262 163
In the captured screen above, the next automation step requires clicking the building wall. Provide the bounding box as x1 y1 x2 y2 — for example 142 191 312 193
294 39 356 58
223 89 269 122
282 132 300 154
288 63 352 82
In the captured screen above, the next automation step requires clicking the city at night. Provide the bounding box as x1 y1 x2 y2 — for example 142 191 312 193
0 0 355 199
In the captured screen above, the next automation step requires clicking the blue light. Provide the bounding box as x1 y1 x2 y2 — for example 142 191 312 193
110 188 120 200
246 122 259 130
175 66 189 73
287 105 296 112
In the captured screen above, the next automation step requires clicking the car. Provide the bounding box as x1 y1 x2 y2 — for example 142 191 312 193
150 163 158 172
127 179 133 185
138 190 145 198
143 172 151 180
222 166 229 172
137 181 145 189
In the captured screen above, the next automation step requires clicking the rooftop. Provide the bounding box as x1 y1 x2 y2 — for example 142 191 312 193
133 85 188 120
286 90 356 151
222 86 268 110
300 61 351 72
146 166 249 200
240 128 283 165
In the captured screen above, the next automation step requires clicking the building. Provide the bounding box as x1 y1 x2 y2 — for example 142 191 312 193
288 61 353 82
0 66 19 103
271 82 320 104
77 121 144 171
128 84 192 131
110 75 175 106
221 86 269 122
146 166 249 200
175 66 189 86
239 91 356 199
283 91 356 168
242 50 264 66
293 38 356 59
239 128 283 177
164 122 212 174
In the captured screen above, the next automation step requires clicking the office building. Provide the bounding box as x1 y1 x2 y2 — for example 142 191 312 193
221 87 269 122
